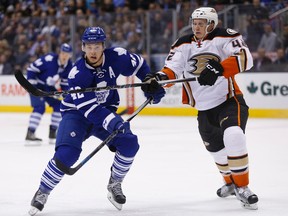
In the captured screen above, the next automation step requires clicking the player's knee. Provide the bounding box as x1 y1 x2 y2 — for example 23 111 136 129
224 126 247 155
33 105 45 114
51 103 60 112
54 145 81 167
113 133 139 157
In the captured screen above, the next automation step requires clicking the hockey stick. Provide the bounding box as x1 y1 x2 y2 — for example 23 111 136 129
55 97 152 175
14 69 197 97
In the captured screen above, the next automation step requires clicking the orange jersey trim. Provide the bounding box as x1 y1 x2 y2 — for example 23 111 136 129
161 67 177 88
221 56 240 78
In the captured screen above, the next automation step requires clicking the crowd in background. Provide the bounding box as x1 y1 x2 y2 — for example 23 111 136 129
0 0 288 75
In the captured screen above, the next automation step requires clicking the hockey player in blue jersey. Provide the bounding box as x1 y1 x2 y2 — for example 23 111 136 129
25 43 73 145
28 26 165 215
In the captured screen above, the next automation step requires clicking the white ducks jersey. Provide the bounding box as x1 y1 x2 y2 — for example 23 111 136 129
161 27 253 111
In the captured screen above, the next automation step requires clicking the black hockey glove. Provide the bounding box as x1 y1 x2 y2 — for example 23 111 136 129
198 59 224 86
141 73 160 94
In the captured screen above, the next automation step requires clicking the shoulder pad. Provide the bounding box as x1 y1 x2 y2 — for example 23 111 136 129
171 34 194 49
206 28 240 40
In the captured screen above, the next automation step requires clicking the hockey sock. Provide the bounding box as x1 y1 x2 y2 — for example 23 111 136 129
111 151 134 181
39 159 65 193
28 112 43 132
50 111 61 129
224 126 249 187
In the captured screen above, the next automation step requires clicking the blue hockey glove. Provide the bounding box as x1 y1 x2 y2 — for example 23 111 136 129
103 113 131 134
198 59 224 86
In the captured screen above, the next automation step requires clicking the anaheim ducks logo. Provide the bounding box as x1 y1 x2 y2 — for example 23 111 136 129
227 28 238 35
187 53 221 75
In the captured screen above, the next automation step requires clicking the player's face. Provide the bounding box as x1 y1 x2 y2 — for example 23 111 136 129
84 42 105 67
59 52 71 66
192 19 208 39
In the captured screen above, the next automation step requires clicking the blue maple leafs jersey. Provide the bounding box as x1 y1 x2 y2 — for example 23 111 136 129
26 53 73 91
60 47 150 126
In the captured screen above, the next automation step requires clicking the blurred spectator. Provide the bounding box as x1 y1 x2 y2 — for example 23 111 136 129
242 0 270 52
245 15 265 52
111 31 128 48
14 44 31 70
101 0 115 12
28 34 47 57
0 53 13 75
253 48 273 72
246 0 270 22
258 23 282 52
126 32 143 53
271 48 288 72
86 0 99 16
282 25 288 59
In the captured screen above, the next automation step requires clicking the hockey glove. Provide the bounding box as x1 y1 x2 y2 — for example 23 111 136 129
144 87 165 104
141 72 168 94
104 113 131 134
141 72 167 104
198 59 224 86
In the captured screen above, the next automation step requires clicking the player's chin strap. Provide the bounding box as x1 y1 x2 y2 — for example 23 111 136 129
14 69 197 97
54 97 153 175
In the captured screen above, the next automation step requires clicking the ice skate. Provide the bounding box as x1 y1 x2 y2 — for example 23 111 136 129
28 189 49 215
25 129 42 146
217 183 235 197
234 186 258 210
48 126 57 144
107 176 126 210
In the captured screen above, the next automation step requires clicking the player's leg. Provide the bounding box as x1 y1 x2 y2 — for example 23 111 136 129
197 111 235 198
108 133 139 210
220 95 258 209
94 122 139 210
29 112 91 215
25 95 45 145
46 97 62 144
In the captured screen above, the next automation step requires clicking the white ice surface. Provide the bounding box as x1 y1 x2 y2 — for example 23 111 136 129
0 113 288 216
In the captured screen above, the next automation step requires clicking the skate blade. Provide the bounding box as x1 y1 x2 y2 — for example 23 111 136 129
107 192 123 211
49 138 56 145
25 140 42 146
28 206 40 215
241 202 258 210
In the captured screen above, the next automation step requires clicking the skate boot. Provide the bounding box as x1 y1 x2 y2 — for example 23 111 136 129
107 176 126 210
28 189 49 216
25 129 42 146
234 186 258 210
217 183 235 197
48 126 57 144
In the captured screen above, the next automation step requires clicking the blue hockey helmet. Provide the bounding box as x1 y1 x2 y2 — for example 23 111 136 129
60 43 73 53
81 27 106 44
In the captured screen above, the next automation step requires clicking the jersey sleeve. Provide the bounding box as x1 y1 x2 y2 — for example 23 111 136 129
221 34 253 78
26 54 56 85
111 47 151 81
160 39 186 81
26 57 45 85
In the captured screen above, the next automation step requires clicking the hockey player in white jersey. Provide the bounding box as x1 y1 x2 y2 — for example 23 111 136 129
141 7 258 210
28 26 165 215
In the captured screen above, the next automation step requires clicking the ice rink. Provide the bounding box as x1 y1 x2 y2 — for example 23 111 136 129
1 112 288 216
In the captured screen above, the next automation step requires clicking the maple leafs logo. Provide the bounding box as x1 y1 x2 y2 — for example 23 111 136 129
247 82 258 94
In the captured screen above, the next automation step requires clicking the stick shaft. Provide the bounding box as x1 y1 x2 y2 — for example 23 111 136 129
15 70 197 97
55 97 153 175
